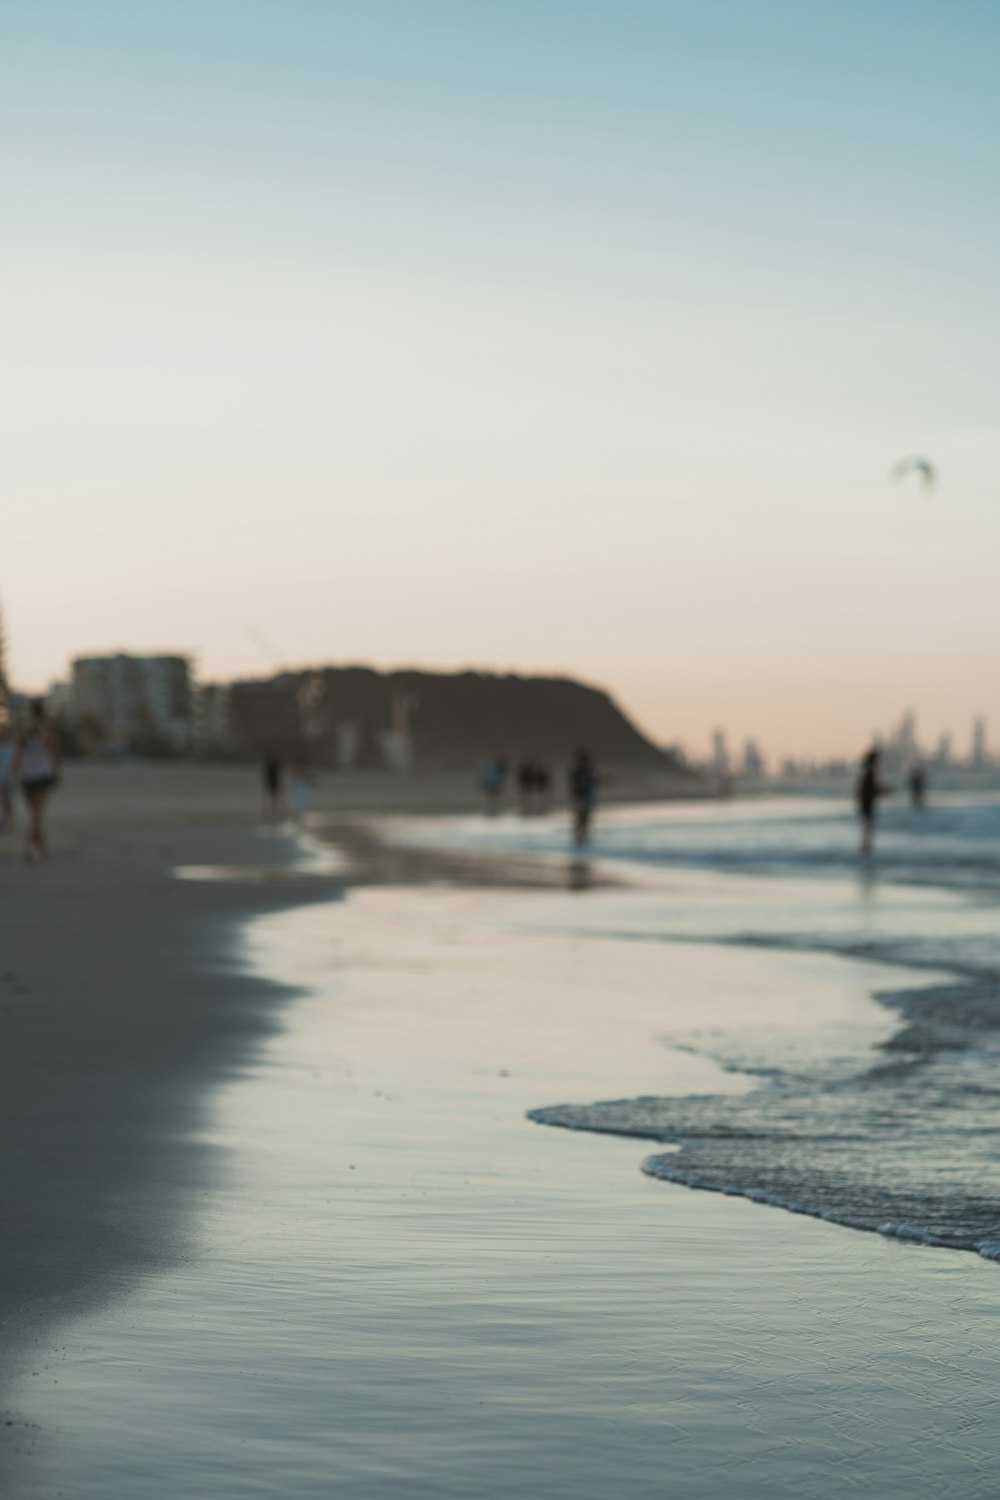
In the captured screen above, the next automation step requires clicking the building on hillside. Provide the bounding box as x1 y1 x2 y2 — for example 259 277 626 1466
378 691 416 772
71 654 194 751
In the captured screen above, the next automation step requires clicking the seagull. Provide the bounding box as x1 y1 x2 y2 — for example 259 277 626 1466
890 456 936 489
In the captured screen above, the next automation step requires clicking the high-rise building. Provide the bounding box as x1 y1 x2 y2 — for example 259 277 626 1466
71 654 193 749
971 717 988 768
193 683 232 750
741 740 765 782
895 711 918 765
711 729 730 784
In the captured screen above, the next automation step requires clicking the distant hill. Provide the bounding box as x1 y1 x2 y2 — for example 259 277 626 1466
227 665 690 776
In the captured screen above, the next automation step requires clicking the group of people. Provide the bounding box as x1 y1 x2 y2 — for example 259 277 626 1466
516 759 552 814
0 698 60 862
856 747 927 854
483 742 922 857
0 715 924 866
481 748 599 845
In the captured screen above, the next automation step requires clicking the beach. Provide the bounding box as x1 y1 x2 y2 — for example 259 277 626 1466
2 766 1000 1497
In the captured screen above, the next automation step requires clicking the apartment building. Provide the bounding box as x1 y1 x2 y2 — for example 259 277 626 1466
71 654 194 750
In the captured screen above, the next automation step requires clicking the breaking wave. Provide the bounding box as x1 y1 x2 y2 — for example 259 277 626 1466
531 972 1000 1259
402 790 1000 1258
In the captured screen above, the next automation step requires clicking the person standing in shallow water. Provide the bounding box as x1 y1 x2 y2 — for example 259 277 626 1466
262 755 284 818
480 756 508 816
856 746 889 856
15 699 60 862
908 763 927 809
569 748 598 846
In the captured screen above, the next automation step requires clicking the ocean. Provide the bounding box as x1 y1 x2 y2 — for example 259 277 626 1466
398 794 1000 1259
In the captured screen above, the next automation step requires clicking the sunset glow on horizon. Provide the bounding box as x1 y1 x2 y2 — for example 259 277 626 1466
3 0 998 760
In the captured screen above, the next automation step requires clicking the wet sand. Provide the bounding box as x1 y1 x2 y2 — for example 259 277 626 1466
0 763 506 1354
0 765 608 1390
0 773 341 1353
2 767 1000 1496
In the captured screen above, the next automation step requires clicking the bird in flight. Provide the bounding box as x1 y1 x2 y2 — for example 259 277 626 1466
890 456 936 489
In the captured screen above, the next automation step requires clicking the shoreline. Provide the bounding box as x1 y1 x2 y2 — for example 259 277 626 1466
0 761 639 1381
5 767 1000 1496
7 856 1000 1497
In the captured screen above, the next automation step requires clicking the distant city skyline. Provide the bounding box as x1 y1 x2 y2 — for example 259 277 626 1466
708 710 996 782
3 1 998 757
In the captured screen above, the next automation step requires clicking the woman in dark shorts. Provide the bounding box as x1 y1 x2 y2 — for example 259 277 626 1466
15 698 60 862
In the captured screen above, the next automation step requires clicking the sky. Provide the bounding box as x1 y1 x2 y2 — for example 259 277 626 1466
2 0 998 759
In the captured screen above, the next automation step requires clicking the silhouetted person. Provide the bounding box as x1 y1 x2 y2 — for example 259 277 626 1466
262 755 285 817
15 699 59 863
517 759 535 815
517 759 550 815
909 764 927 809
856 746 889 856
480 756 508 815
569 748 598 846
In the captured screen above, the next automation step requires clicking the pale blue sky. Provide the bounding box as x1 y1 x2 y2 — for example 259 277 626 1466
2 1 997 755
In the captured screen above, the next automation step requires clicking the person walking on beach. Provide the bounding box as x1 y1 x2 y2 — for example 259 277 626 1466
262 755 285 818
856 746 889 856
569 748 598 846
15 699 59 862
517 758 535 815
480 756 508 816
908 763 927 809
